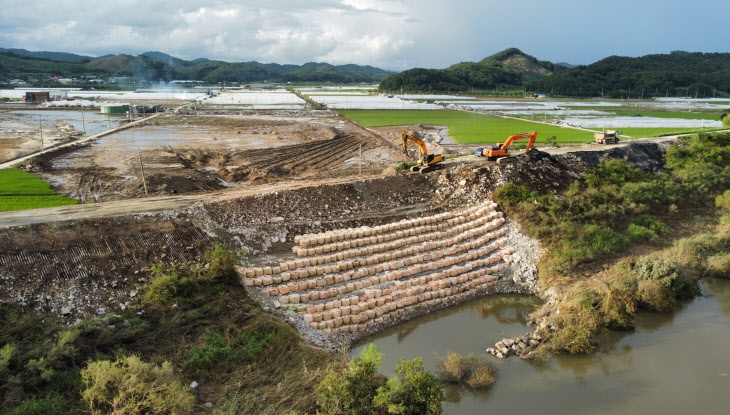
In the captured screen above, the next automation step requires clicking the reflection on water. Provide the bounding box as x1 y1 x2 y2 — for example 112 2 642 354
353 279 730 415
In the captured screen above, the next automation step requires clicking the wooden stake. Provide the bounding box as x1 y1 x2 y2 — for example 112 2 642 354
138 150 148 195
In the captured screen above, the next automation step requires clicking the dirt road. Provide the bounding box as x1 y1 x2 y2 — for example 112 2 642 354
0 173 384 228
0 129 715 230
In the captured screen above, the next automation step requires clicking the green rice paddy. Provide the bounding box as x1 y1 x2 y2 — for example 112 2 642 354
338 110 594 143
0 168 78 212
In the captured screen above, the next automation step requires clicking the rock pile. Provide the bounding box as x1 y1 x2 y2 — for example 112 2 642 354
238 201 524 336
486 318 557 359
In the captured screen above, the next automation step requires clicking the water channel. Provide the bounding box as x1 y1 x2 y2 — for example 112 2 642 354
352 278 730 414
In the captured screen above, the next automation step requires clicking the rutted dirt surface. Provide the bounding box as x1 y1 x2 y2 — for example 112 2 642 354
0 215 216 319
13 110 397 202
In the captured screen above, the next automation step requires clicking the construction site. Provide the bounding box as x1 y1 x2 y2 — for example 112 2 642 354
0 90 674 348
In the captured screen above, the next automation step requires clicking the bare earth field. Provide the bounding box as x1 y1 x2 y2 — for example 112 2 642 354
7 109 401 203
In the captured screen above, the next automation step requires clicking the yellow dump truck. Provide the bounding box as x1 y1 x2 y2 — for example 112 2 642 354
595 130 621 144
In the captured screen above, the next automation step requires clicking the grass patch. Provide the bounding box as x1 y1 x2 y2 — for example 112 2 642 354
0 168 77 212
435 353 496 389
502 131 730 354
0 245 338 414
338 109 594 143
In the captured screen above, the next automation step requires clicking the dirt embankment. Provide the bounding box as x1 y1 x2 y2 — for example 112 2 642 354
0 140 670 342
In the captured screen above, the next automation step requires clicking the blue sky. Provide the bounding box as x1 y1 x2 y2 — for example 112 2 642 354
0 0 727 70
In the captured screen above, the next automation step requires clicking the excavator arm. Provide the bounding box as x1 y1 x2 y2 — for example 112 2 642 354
479 131 537 160
499 131 538 152
401 130 444 173
402 130 429 162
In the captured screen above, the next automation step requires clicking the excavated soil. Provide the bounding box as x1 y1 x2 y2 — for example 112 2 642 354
22 110 400 202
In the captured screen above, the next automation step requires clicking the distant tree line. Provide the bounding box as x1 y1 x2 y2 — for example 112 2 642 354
527 51 730 98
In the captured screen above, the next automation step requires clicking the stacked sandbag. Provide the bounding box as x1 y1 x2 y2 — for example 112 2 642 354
237 201 521 334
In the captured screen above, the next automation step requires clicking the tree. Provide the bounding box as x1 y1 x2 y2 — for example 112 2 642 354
316 344 387 415
374 358 443 415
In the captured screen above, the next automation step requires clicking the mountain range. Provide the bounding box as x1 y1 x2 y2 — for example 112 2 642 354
2 46 729 98
0 48 393 84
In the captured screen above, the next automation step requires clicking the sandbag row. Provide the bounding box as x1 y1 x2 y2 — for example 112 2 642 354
294 201 497 248
241 214 505 278
247 224 510 294
271 244 517 310
303 267 503 332
291 209 502 257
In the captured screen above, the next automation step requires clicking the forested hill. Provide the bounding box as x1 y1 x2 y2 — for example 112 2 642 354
527 51 730 98
0 49 393 84
378 48 564 92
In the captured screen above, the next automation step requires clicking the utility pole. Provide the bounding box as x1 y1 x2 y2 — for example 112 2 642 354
39 117 44 151
138 150 148 195
81 107 87 135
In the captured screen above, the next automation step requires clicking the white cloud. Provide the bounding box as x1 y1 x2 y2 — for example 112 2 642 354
0 0 727 70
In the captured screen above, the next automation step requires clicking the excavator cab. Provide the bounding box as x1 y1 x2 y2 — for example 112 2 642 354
401 130 445 174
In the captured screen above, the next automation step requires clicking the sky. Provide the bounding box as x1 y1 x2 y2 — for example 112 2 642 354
0 0 728 70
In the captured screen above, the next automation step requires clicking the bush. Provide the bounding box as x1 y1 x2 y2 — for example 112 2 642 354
179 326 278 377
585 159 644 189
435 353 496 389
553 224 629 271
716 190 730 210
317 344 387 415
707 253 730 278
724 114 730 127
494 183 537 209
4 395 69 415
374 358 442 415
627 223 657 242
632 256 699 303
637 280 676 312
81 355 194 415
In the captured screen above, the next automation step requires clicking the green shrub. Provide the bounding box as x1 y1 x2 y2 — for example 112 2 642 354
202 244 237 283
622 180 679 210
585 159 644 189
81 355 194 415
179 327 276 377
435 353 496 389
723 114 730 127
632 256 698 302
716 190 730 210
632 215 668 235
637 280 676 312
374 358 442 415
553 225 629 271
626 224 657 242
707 253 730 278
317 344 387 415
494 183 537 209
4 395 69 415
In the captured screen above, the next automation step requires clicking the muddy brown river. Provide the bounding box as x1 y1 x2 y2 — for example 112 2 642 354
352 278 730 414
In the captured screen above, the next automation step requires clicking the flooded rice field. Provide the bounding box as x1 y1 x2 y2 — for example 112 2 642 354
353 278 730 415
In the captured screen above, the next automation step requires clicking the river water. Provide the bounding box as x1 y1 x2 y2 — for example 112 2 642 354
352 278 730 414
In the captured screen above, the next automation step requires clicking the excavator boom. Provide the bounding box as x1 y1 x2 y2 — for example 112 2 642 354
476 131 537 160
401 130 445 173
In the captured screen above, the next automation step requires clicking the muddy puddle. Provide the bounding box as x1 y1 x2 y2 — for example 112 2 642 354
353 279 730 414
5 110 123 136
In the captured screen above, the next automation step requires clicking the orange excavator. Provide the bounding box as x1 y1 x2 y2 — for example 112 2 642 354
401 130 444 173
475 131 538 161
